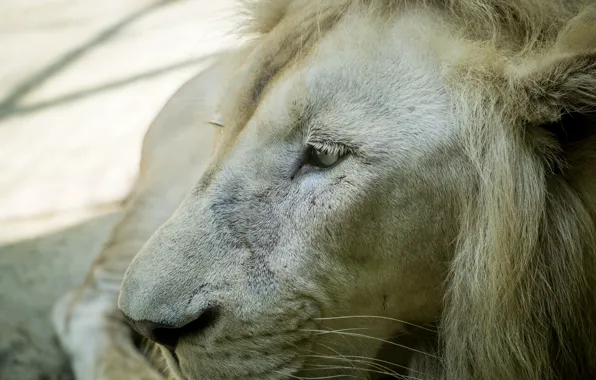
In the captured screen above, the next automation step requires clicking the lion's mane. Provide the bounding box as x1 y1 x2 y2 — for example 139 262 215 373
234 1 596 379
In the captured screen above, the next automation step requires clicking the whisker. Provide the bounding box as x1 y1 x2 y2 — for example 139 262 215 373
306 339 407 378
312 326 362 370
302 330 439 359
273 370 364 379
333 327 378 332
311 330 368 336
314 341 368 379
311 327 377 335
340 354 429 377
304 359 402 378
301 363 421 380
292 331 432 377
306 356 402 378
313 316 436 332
302 354 425 378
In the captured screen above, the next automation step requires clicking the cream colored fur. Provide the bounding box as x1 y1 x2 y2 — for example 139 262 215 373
54 1 596 380
52 50 241 380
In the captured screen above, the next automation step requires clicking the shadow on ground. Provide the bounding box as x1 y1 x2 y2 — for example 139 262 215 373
0 211 120 380
0 0 206 121
0 1 238 377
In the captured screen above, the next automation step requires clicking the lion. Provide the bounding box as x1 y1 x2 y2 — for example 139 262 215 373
51 0 596 379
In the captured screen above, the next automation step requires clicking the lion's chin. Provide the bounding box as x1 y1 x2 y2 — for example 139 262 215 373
169 339 311 380
173 360 305 380
169 350 369 380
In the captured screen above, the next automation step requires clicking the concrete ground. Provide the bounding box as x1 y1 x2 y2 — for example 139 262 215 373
0 0 240 378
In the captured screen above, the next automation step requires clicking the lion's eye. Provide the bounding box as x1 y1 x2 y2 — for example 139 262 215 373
308 146 342 168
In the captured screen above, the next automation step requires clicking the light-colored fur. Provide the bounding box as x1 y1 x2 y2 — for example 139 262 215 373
52 51 240 380
54 1 596 380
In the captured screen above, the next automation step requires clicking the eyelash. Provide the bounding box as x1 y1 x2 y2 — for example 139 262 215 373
308 141 352 157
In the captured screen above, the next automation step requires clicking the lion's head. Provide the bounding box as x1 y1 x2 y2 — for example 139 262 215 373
118 1 596 379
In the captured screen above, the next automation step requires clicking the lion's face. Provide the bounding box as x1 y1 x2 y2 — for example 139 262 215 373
119 12 467 380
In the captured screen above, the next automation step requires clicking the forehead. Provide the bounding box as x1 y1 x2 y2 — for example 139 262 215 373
244 10 452 150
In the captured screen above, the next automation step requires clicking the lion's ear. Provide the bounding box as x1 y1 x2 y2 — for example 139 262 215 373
516 5 596 170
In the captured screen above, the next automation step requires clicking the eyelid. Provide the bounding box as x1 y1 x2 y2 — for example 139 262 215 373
307 140 354 156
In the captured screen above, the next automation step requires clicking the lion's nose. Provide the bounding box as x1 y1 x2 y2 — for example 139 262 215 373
124 307 219 350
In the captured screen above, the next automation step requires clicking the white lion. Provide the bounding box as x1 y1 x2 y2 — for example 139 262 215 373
53 1 596 379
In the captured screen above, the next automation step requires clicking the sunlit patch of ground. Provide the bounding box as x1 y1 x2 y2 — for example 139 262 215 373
0 0 240 377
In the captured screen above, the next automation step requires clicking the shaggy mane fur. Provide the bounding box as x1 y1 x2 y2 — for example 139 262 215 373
238 0 590 45
233 1 596 379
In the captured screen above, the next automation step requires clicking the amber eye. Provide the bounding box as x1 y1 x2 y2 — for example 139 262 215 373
308 146 341 168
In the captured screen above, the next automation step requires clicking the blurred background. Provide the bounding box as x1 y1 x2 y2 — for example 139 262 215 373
0 1 240 378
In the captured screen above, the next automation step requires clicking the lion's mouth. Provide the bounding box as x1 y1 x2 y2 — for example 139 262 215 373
158 306 320 379
164 336 311 380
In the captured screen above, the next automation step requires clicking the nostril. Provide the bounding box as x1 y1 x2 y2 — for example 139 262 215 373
175 307 219 339
123 307 220 351
124 319 180 351
151 325 181 351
